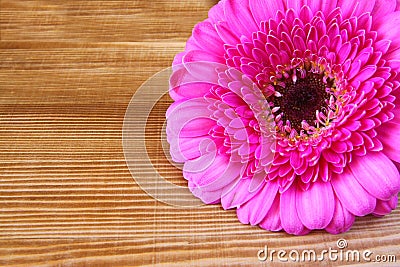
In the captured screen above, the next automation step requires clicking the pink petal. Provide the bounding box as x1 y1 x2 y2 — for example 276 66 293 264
183 50 225 64
359 119 376 131
221 178 264 209
297 181 335 229
388 59 400 70
374 11 400 50
301 167 314 183
331 141 348 153
331 169 376 216
348 60 361 80
279 172 296 193
236 181 279 225
250 0 285 24
192 21 225 55
294 161 308 175
378 122 400 163
393 109 400 123
337 42 351 63
229 118 245 128
189 180 223 204
170 82 213 101
259 195 283 231
172 52 185 67
224 0 258 38
280 186 310 235
249 171 267 192
234 128 248 141
306 26 317 45
252 48 269 63
293 35 307 51
337 0 359 18
325 197 355 234
207 1 225 24
354 49 373 66
306 0 321 13
186 157 244 204
169 61 221 90
170 137 207 162
222 92 246 107
352 65 377 83
183 151 225 185
167 99 216 162
349 132 364 146
350 152 400 201
290 151 303 170
372 0 397 17
354 0 377 15
179 118 215 138
285 0 305 13
299 5 313 23
321 0 338 15
373 194 398 216
166 99 213 131
319 160 330 182
279 163 293 177
374 39 391 54
322 149 341 164
185 36 202 51
215 21 240 45
198 162 244 192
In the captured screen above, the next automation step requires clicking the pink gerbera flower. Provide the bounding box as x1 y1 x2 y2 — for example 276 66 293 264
166 0 400 235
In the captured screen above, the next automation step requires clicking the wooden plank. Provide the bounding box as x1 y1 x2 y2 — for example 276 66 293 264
0 0 399 266
0 0 217 42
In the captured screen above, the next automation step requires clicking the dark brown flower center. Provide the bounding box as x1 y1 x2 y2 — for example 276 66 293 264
272 73 330 132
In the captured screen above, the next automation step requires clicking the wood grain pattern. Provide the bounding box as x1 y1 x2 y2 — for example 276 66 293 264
0 1 399 266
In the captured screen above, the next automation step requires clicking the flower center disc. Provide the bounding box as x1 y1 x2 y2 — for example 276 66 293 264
273 73 330 132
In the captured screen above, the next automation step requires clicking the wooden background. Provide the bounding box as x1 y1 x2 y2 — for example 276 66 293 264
0 1 399 266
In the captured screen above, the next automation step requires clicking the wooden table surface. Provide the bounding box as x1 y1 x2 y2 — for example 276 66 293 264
1 1 399 266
